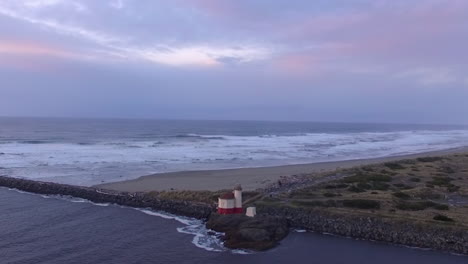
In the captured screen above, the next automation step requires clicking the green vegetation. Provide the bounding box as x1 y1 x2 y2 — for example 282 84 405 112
324 183 348 189
342 173 392 183
342 199 381 209
439 166 456 174
433 214 454 222
393 183 413 190
417 157 443 162
348 185 366 193
413 188 442 200
384 162 405 170
427 177 454 187
255 152 467 230
291 200 337 208
395 201 448 211
392 192 410 199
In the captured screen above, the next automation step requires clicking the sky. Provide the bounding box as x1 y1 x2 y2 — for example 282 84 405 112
0 0 467 124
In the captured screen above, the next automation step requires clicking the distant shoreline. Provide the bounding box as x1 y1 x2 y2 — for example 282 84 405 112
96 146 468 192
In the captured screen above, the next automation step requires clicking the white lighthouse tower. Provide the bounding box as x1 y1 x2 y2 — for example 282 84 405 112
233 184 242 214
217 184 243 214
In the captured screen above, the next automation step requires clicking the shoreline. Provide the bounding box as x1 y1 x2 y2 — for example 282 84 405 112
96 146 468 192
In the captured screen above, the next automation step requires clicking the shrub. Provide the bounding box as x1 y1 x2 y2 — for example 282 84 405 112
432 203 449 210
348 185 365 193
361 166 375 172
371 182 390 191
356 182 372 190
384 162 405 170
325 183 348 189
439 166 455 174
342 199 381 209
342 174 392 183
414 188 442 200
417 157 443 162
393 183 413 190
427 177 454 187
433 214 454 222
409 177 421 182
395 201 448 211
291 199 337 208
392 192 410 199
447 185 460 193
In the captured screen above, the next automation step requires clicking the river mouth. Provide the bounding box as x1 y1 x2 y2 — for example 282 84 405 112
1 187 466 264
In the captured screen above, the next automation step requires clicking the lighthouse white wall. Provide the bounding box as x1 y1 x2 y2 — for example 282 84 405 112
234 190 242 208
218 198 235 209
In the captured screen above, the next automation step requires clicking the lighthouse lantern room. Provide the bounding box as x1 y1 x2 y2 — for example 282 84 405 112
218 184 243 215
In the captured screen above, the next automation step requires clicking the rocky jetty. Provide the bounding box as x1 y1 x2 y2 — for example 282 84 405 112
0 176 215 219
256 205 468 255
206 213 289 251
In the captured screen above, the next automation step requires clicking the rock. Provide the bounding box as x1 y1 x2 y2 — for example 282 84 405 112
206 213 289 251
0 176 215 220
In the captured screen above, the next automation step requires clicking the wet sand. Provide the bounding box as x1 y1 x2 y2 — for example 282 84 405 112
96 147 468 192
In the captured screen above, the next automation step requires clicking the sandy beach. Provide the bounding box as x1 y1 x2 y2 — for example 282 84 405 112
96 147 468 192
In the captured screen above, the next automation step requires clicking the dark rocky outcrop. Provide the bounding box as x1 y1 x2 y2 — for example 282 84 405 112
206 213 289 251
0 176 215 219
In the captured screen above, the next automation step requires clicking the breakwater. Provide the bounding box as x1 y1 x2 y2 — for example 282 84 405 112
1 175 467 255
0 176 215 219
256 205 468 255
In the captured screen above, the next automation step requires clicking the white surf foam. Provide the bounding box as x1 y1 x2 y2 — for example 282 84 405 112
1 129 468 186
136 208 226 252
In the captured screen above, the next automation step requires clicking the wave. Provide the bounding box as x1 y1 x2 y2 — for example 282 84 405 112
19 140 54 144
136 208 227 252
2 129 468 186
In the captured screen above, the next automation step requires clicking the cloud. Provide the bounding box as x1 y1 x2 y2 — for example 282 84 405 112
22 0 63 8
109 0 124 10
395 68 458 86
0 1 270 67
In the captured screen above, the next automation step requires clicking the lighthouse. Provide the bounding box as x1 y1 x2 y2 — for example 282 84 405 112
233 184 242 214
217 184 243 215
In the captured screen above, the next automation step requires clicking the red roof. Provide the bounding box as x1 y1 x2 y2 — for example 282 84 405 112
219 192 235 199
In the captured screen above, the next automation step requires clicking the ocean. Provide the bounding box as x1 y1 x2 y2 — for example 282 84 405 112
1 117 468 186
1 117 468 263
